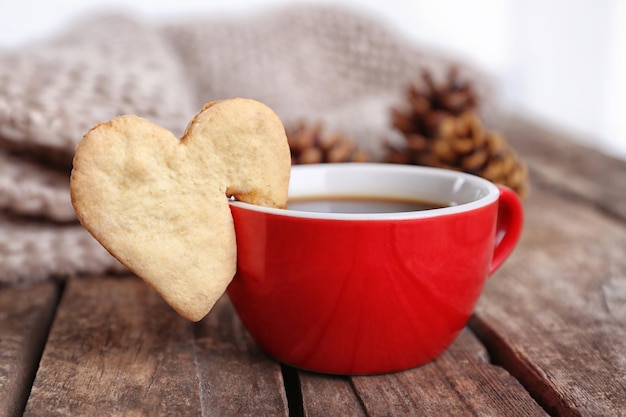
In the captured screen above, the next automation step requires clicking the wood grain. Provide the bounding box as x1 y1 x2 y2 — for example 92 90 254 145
348 329 547 416
23 276 202 417
471 186 626 416
0 282 58 417
298 371 366 417
193 296 289 417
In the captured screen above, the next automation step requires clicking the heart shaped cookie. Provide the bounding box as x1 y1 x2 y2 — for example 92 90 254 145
70 98 291 321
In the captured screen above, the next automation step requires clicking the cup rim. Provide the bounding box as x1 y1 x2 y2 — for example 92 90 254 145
229 163 500 220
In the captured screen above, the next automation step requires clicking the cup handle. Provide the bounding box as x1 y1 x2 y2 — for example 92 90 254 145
489 185 524 275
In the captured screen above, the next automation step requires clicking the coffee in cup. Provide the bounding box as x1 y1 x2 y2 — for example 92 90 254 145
228 163 523 374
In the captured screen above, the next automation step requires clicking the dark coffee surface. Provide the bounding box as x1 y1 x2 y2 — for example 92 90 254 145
287 195 447 214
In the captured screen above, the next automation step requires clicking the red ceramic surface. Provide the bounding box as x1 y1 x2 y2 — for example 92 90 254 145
227 164 523 375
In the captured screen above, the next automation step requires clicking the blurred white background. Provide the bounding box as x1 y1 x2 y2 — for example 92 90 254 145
1 0 624 160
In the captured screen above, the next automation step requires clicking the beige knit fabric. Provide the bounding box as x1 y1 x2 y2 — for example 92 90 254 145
161 5 492 158
0 14 195 165
0 4 493 285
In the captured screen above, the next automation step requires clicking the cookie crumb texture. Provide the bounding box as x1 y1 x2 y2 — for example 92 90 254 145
70 98 291 321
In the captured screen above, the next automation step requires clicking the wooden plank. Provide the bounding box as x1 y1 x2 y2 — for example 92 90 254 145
23 276 202 417
497 115 626 220
297 329 545 417
193 296 289 417
298 371 366 417
471 186 626 416
346 329 547 416
0 282 58 417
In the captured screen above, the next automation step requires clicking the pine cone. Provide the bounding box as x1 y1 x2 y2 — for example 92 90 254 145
430 112 530 198
387 68 529 198
388 67 479 166
391 66 479 140
287 121 368 165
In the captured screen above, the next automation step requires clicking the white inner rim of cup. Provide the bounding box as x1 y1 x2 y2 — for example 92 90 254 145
229 163 500 220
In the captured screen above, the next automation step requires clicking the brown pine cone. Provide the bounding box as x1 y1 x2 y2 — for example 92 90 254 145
287 121 368 165
431 112 530 198
388 67 480 166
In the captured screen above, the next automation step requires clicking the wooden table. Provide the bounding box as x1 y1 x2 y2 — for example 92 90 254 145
1 116 625 416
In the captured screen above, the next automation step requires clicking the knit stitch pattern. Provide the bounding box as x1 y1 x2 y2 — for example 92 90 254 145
0 14 195 165
161 5 492 158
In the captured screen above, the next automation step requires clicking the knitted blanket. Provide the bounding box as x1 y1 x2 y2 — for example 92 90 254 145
0 4 492 285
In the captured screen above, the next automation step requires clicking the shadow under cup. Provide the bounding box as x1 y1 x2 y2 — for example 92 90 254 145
228 163 523 375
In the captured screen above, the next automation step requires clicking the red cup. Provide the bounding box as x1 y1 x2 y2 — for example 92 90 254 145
228 163 523 375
